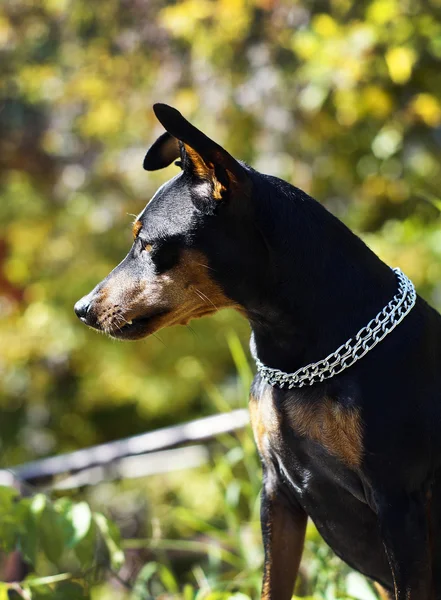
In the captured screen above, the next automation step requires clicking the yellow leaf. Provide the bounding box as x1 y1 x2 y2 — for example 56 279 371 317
291 31 318 60
69 74 107 101
385 47 416 84
367 0 400 24
334 89 360 126
79 100 124 138
43 0 70 14
363 86 393 118
217 0 250 40
411 93 441 126
160 0 212 39
313 14 339 38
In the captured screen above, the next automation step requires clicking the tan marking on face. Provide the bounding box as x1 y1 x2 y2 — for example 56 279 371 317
249 388 280 463
149 249 237 325
94 249 240 336
184 144 226 200
285 398 363 467
132 220 142 240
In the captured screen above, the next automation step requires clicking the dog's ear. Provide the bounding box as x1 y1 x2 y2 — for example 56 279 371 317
143 132 180 171
144 103 247 199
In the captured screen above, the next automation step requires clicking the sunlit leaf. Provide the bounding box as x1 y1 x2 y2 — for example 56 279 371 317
385 47 416 84
411 93 441 126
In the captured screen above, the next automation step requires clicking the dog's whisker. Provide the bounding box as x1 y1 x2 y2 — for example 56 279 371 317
111 315 124 329
193 288 207 305
115 314 133 327
113 313 165 345
194 261 216 272
151 332 166 346
194 287 218 310
186 324 199 340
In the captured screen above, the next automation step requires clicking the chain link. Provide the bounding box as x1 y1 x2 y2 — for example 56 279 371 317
254 268 416 389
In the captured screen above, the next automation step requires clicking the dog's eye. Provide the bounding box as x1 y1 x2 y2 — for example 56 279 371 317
143 242 153 253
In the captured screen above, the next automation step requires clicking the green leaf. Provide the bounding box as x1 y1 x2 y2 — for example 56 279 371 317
158 564 179 594
32 496 65 566
74 519 98 571
93 513 124 570
30 494 47 517
69 502 92 546
19 501 38 566
22 575 90 600
183 584 195 600
51 582 89 600
56 499 92 548
0 486 19 504
131 562 160 600
0 518 18 553
0 486 24 553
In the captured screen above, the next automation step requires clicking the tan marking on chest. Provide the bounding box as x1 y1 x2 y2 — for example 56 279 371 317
285 398 363 467
249 387 280 462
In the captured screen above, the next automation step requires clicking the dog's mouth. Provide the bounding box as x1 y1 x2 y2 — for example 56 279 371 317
105 310 170 341
103 304 222 341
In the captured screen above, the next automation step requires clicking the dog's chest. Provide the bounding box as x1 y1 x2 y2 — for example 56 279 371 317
249 380 363 469
249 379 393 586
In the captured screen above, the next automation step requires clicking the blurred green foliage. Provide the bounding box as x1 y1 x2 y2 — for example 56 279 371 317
0 420 374 599
1 0 441 597
0 485 124 599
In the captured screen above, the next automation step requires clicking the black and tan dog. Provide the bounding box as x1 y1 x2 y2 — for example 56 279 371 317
75 104 441 600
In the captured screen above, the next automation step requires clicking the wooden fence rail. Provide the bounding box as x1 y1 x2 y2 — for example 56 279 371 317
1 409 250 490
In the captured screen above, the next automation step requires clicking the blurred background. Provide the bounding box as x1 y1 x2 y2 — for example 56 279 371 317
1 0 441 598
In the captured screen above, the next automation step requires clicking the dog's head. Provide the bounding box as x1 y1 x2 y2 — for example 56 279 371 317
74 104 264 340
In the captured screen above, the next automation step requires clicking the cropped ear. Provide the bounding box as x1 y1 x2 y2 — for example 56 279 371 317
143 132 180 170
145 104 248 198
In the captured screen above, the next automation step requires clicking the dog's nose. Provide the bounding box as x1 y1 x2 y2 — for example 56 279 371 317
75 292 101 329
74 296 91 323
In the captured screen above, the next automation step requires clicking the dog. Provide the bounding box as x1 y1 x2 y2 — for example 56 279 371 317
75 104 441 600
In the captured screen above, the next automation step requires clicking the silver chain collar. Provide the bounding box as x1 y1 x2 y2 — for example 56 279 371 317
253 268 416 389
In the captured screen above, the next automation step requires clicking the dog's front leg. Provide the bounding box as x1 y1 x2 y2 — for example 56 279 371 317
260 474 307 600
377 491 432 600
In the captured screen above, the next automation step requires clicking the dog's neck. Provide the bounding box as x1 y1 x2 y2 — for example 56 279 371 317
246 173 398 375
